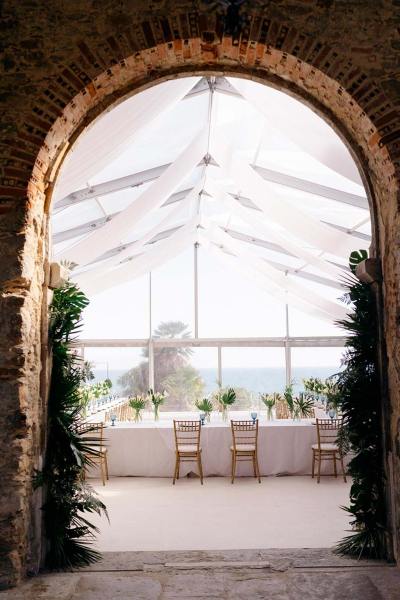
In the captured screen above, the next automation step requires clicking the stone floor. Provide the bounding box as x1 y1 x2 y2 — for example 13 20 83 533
3 549 400 599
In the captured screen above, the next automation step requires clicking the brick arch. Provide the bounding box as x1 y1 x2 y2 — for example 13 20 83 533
2 27 400 588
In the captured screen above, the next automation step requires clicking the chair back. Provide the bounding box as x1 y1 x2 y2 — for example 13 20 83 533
231 420 258 449
76 421 105 452
316 418 342 449
173 420 201 451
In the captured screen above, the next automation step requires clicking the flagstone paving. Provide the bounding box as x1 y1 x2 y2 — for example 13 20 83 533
2 549 399 599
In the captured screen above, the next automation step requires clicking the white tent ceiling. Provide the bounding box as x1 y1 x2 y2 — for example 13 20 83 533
52 76 370 323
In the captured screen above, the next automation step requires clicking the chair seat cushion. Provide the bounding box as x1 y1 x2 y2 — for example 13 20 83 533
231 444 256 452
312 443 338 451
178 444 200 453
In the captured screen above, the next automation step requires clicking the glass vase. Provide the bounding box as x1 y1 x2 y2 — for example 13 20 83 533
221 405 229 422
206 411 211 423
134 409 142 423
267 406 274 421
154 405 159 422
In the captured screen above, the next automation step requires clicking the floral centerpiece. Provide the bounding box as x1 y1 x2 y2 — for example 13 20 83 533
128 394 147 423
195 397 213 423
260 392 281 420
147 388 168 421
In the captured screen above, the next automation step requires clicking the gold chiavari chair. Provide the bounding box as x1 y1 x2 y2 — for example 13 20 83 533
312 418 347 483
173 420 203 485
76 422 109 486
230 420 261 484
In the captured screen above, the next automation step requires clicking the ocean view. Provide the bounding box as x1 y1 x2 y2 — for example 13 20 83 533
91 366 340 397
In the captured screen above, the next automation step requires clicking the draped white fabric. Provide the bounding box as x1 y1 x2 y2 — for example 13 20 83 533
200 224 347 321
79 218 200 296
51 76 371 324
204 178 345 281
59 129 207 265
54 77 200 201
227 77 361 185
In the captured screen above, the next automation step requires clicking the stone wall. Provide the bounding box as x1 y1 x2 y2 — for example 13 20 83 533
1 0 400 588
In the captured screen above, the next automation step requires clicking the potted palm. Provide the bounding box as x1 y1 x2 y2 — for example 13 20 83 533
148 388 167 421
129 394 147 423
216 387 236 422
195 397 213 423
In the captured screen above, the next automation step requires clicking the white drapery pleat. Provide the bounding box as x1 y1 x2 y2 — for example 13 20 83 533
54 77 200 202
59 129 208 266
200 223 347 321
204 177 345 281
228 77 361 185
76 217 200 296
199 233 339 323
209 139 360 258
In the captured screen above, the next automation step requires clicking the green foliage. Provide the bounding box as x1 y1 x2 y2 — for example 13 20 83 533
39 281 107 568
217 387 237 408
195 397 213 413
283 382 295 414
293 392 314 418
303 377 325 395
129 395 147 411
260 392 281 409
349 249 368 274
334 252 386 559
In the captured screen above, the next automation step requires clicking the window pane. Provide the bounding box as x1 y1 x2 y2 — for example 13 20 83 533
82 275 149 338
198 247 286 337
151 248 194 334
221 347 286 409
154 346 218 411
291 346 345 394
83 347 148 395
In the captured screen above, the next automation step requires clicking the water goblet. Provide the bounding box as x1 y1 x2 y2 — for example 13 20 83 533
200 412 206 426
251 411 257 424
111 414 117 426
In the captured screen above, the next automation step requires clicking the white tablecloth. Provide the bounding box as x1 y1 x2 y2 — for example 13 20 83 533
92 414 346 478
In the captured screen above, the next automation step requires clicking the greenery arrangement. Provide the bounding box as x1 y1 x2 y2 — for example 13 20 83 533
303 376 341 409
78 378 113 416
283 382 295 418
334 250 386 559
129 395 147 422
215 387 236 421
260 392 281 420
118 321 204 410
195 397 213 422
36 281 107 568
148 388 168 421
293 392 314 418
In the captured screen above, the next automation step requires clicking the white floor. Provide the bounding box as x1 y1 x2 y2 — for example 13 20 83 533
89 475 351 551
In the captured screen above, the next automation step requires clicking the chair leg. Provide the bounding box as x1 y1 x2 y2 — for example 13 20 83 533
197 453 204 485
317 452 321 484
312 450 315 479
339 454 347 483
231 452 237 484
252 454 257 478
104 455 109 480
333 453 337 478
255 453 261 483
100 459 105 486
173 454 179 485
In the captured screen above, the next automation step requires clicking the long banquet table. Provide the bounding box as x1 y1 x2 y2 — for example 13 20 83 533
93 415 345 478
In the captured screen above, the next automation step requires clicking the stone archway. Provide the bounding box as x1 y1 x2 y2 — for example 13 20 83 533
2 8 400 588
